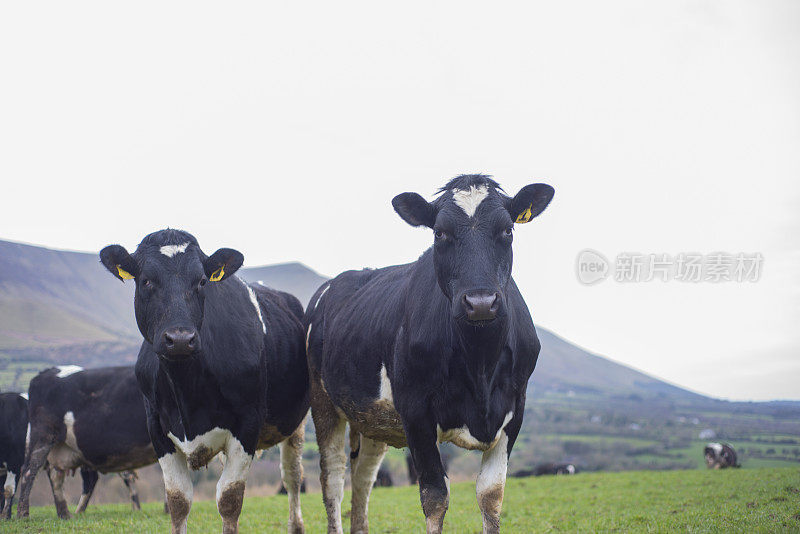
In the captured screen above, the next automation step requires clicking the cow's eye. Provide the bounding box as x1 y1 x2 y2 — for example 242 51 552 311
142 278 152 287
434 230 446 240
503 227 513 237
199 278 207 287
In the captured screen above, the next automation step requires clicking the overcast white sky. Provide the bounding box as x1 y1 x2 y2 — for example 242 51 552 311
1 1 798 400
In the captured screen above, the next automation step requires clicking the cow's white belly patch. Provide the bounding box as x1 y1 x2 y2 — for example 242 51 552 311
377 364 393 406
437 411 513 451
48 410 85 470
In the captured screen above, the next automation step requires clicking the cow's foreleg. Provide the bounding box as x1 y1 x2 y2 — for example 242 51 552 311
279 424 306 534
311 381 347 534
76 468 98 513
120 471 141 511
350 434 388 534
159 452 193 534
407 426 449 534
216 436 253 534
1 471 15 519
47 466 71 519
476 432 509 534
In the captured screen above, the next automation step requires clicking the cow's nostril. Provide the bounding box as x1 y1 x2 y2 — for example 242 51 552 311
462 294 474 312
164 333 175 347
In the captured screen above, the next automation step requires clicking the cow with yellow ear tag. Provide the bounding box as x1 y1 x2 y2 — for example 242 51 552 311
99 229 309 534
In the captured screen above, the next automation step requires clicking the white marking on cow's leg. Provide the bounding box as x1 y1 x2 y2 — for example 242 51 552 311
452 185 489 218
216 435 253 534
238 278 267 334
476 431 509 534
159 242 190 257
318 418 347 534
25 423 30 451
47 466 70 519
378 365 393 405
279 424 306 534
350 436 388 534
314 284 330 310
305 323 313 351
1 470 15 518
56 365 83 378
159 452 193 534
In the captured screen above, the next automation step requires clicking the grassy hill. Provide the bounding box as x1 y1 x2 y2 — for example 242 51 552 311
6 468 800 532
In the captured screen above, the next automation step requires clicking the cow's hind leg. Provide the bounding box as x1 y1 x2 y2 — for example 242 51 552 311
311 376 347 534
16 436 54 518
279 424 306 534
216 436 253 534
476 433 509 534
1 471 14 519
350 434 388 534
76 467 98 513
120 471 141 511
47 466 71 519
160 452 193 534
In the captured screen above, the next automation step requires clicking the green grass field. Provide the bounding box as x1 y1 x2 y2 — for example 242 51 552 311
5 468 799 533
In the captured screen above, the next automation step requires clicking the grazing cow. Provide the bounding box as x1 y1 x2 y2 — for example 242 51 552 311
305 175 554 533
99 229 309 534
16 366 157 519
1 392 28 519
533 463 576 476
704 442 740 469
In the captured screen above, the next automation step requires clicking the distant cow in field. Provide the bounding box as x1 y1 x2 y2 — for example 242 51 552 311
100 229 309 534
533 463 576 476
16 366 156 519
704 442 740 469
305 175 554 533
1 391 28 518
373 467 393 488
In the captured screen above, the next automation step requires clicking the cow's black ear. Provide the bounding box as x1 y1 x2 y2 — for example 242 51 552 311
392 192 437 228
204 248 244 282
100 245 140 282
508 183 555 224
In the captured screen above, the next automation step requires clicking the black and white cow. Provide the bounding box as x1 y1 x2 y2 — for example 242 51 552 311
0 391 28 518
305 175 554 533
99 229 309 534
704 442 740 469
16 365 157 519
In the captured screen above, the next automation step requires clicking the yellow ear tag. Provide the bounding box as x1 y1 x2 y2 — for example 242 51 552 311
515 204 533 224
209 265 225 282
117 265 135 280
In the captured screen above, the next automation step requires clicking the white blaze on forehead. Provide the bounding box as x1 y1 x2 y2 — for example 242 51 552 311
56 365 83 378
160 242 190 257
452 185 489 218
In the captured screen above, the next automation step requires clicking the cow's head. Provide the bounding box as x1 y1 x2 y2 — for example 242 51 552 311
99 229 243 361
393 175 553 326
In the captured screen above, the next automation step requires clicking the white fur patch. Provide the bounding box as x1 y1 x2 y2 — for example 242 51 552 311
305 323 313 351
159 242 190 257
437 411 513 451
709 442 723 455
168 427 231 462
452 185 489 218
238 278 266 334
378 365 393 405
476 431 508 497
64 411 78 449
314 284 330 310
158 451 193 510
4 471 16 496
56 365 83 378
25 423 30 449
215 434 252 502
19 392 28 400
